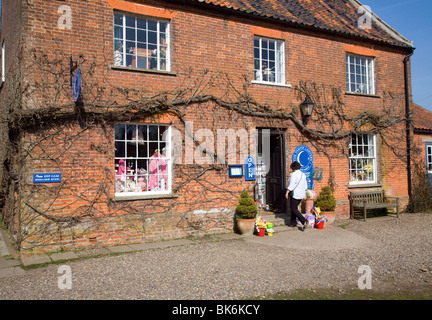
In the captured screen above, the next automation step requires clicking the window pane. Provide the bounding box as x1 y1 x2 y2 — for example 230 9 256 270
137 29 146 43
126 16 135 27
146 20 155 30
115 124 126 140
148 31 157 44
149 126 158 140
115 141 125 158
137 18 146 29
149 142 159 156
114 26 123 39
114 13 123 26
126 28 135 41
160 126 168 141
138 142 148 158
125 54 135 68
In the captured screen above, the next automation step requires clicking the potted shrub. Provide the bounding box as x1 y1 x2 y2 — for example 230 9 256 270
314 186 337 224
235 190 258 235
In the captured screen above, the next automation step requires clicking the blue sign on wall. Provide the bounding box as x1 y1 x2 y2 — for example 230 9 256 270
292 145 313 189
33 173 62 184
229 165 243 178
72 69 81 102
245 156 256 181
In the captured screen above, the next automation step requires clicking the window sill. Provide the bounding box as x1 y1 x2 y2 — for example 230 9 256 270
113 192 179 201
348 183 382 189
110 65 177 76
345 92 381 99
251 80 292 88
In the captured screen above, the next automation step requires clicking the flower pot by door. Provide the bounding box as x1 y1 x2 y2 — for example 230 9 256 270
236 218 256 236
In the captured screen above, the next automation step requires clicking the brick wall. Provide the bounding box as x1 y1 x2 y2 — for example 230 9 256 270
0 0 414 254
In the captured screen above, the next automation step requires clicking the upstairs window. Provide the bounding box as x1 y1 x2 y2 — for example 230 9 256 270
254 36 285 85
346 54 375 95
113 12 170 71
349 134 377 184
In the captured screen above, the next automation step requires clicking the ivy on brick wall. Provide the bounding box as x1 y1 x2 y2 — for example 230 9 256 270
0 48 411 252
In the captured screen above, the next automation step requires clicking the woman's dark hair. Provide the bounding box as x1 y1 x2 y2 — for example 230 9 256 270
290 161 301 171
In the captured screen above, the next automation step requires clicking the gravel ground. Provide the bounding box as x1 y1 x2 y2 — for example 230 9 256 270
0 213 431 300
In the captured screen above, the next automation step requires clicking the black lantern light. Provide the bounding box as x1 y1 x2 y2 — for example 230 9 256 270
300 95 315 124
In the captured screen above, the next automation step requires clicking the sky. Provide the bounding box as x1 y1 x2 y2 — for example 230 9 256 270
362 0 432 111
0 1 430 110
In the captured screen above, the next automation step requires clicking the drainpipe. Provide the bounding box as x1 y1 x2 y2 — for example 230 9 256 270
404 50 414 208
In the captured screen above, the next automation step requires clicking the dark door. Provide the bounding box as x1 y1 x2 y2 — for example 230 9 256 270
266 132 286 211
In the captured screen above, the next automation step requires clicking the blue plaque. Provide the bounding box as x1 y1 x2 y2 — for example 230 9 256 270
292 145 313 189
33 173 62 184
72 69 81 102
245 156 256 181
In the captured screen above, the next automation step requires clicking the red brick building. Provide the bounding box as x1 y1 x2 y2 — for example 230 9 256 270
0 0 418 255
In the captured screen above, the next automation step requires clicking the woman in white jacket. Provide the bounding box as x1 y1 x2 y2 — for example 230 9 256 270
285 161 308 230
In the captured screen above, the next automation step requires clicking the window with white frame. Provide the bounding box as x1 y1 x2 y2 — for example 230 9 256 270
113 12 170 71
426 143 432 174
349 134 377 184
254 36 285 84
346 54 375 95
115 124 171 195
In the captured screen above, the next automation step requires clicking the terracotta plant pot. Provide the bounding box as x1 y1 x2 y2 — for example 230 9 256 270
236 218 256 236
305 199 314 214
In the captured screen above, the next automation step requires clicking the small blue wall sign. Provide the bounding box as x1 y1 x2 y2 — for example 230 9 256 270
292 145 314 189
245 156 256 181
72 69 81 102
229 165 243 178
33 173 62 184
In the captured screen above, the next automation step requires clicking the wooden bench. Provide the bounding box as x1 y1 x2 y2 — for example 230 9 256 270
349 190 400 222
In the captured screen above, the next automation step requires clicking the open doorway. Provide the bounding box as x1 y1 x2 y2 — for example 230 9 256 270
256 129 287 213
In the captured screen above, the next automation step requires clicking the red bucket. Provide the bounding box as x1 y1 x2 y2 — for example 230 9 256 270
317 221 325 229
258 228 265 237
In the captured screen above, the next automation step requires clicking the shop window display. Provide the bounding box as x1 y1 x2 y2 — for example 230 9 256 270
115 124 170 194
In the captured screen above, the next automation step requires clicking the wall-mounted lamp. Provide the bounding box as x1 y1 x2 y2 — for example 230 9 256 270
300 95 315 125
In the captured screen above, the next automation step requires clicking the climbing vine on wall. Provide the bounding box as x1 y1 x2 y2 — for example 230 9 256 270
0 48 411 251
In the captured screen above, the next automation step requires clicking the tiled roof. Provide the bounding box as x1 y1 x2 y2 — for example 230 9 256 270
188 0 413 48
412 103 432 132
